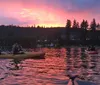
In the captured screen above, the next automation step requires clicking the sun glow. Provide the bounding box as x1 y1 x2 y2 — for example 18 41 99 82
19 8 65 27
36 23 63 27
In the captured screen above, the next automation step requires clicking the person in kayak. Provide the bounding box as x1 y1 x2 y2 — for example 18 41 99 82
87 45 95 51
87 45 91 51
18 44 24 54
12 43 24 54
90 45 95 51
12 43 19 54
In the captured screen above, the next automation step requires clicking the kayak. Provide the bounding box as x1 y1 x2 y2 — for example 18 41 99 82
0 52 45 59
85 50 98 54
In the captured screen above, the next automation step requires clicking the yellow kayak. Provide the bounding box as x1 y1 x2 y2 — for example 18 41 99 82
0 52 45 59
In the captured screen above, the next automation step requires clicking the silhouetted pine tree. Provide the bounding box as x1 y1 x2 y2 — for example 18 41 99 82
76 22 79 28
66 19 71 29
80 20 88 30
85 20 89 29
80 20 88 44
65 19 71 45
97 23 100 29
90 18 96 31
72 20 79 28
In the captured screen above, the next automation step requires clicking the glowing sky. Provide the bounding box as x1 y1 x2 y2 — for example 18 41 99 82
0 0 100 27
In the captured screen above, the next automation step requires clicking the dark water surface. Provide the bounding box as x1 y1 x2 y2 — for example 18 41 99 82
0 47 99 85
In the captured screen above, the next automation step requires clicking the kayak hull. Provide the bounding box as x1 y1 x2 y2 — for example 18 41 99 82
85 50 98 54
0 52 45 59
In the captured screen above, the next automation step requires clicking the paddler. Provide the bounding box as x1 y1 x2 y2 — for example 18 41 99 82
12 43 19 54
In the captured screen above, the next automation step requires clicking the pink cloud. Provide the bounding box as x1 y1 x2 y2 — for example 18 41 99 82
0 0 99 27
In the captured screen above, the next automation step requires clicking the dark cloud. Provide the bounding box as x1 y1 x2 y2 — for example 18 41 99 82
38 0 100 12
71 0 100 10
0 17 28 25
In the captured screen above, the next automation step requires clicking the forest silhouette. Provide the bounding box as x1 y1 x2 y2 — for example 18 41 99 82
0 18 99 49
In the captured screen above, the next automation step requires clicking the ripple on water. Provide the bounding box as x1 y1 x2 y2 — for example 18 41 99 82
0 47 98 85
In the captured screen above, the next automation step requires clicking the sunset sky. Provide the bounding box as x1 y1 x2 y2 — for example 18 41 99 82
0 0 100 27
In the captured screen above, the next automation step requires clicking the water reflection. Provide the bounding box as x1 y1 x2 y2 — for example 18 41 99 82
0 47 99 85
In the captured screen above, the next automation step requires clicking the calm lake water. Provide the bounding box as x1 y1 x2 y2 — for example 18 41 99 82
0 47 99 85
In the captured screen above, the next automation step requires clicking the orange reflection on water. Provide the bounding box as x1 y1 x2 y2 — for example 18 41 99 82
0 47 98 85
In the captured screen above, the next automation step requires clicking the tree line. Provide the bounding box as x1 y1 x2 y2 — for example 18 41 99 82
66 19 100 31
